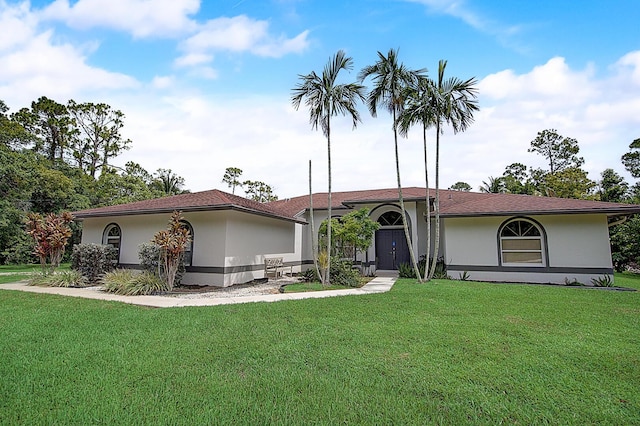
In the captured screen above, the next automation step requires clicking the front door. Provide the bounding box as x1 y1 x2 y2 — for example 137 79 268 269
375 229 410 270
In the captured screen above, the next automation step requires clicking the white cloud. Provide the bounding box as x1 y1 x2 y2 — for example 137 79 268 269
0 2 138 107
39 0 199 38
174 52 213 68
0 0 38 50
181 15 309 58
151 75 174 89
0 30 138 105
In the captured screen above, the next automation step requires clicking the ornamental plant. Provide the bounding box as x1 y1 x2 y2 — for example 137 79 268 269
25 211 74 274
152 211 191 291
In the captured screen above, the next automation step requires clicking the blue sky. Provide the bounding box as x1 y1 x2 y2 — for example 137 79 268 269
1 0 639 197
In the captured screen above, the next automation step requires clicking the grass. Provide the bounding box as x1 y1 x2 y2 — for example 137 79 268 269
0 273 638 424
0 263 71 285
283 282 352 292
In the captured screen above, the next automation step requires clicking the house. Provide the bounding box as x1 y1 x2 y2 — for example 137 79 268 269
74 187 640 286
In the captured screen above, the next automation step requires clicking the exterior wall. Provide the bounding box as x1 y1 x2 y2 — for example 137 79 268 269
299 202 444 275
80 210 297 287
445 214 614 285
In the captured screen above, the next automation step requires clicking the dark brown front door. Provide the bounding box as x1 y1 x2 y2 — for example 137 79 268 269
375 229 410 270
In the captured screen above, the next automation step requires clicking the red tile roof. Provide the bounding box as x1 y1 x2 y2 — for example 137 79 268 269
271 187 640 218
73 189 305 223
74 187 640 221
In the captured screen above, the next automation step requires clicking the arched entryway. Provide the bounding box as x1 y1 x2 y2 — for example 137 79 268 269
374 210 410 270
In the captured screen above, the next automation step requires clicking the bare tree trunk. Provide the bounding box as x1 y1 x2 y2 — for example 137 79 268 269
326 119 332 285
393 110 422 281
423 122 430 283
429 121 442 280
309 160 323 283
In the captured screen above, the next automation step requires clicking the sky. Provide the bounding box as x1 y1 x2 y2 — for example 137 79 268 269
1 0 639 199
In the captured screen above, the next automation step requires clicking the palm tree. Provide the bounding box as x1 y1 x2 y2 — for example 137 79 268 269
359 48 426 281
428 60 479 280
398 76 436 282
152 168 186 196
480 176 506 193
291 50 365 285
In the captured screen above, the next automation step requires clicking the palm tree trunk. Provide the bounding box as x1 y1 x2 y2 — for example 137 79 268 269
429 121 442 280
423 122 430 283
309 160 322 283
393 110 422 281
326 118 332 285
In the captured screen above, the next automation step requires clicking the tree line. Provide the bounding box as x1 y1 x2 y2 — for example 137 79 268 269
0 97 188 264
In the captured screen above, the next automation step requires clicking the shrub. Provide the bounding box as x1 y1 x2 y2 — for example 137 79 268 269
591 275 613 287
398 262 416 278
25 211 74 273
138 242 185 286
102 269 168 296
327 260 361 288
300 260 361 287
151 211 191 291
29 270 87 287
71 244 118 284
564 277 584 286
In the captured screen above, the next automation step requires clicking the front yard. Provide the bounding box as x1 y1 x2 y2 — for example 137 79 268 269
1 273 638 424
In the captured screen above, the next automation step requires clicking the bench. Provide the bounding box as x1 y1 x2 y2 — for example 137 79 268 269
264 257 292 280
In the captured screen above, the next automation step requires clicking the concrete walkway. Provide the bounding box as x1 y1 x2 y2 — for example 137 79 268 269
0 277 397 308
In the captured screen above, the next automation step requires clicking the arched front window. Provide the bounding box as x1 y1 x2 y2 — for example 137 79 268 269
377 211 403 227
102 223 121 250
180 220 194 267
499 219 545 266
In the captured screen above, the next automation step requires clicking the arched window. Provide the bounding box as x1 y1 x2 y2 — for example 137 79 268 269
377 211 403 226
499 219 545 266
102 223 121 250
180 220 194 267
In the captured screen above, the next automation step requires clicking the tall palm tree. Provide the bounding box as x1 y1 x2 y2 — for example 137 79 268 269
398 76 437 282
291 50 365 285
428 60 479 280
359 48 426 281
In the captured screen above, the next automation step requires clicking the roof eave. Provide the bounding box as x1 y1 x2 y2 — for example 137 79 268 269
438 208 640 218
74 204 306 224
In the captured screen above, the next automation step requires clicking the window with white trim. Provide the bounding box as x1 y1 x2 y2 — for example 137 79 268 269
102 224 121 250
180 220 194 267
500 219 544 266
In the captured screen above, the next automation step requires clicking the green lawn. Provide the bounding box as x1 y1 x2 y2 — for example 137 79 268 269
0 274 638 424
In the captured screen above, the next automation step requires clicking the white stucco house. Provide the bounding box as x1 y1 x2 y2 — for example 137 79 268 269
73 187 640 287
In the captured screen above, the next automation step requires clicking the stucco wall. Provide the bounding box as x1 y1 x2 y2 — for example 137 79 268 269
445 214 613 284
79 210 297 287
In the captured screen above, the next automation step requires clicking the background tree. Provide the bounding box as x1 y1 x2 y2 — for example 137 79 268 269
528 129 584 174
502 163 535 195
621 138 640 178
13 96 74 162
359 48 425 281
426 60 479 280
243 180 278 203
0 100 34 149
527 129 595 199
479 176 506 193
151 168 187 196
598 168 628 202
292 49 365 285
222 167 244 194
449 182 471 191
94 166 157 206
67 101 131 178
